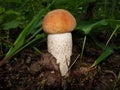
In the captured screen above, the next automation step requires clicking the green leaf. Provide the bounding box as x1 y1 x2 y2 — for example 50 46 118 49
3 20 20 30
0 7 5 14
4 8 48 59
91 48 113 67
5 10 21 16
76 19 120 35
106 19 120 26
76 19 108 34
10 33 46 57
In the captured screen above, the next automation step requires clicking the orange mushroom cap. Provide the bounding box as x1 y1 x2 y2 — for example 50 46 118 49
42 9 76 34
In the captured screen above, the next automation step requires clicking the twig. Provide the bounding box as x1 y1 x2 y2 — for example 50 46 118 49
65 54 80 76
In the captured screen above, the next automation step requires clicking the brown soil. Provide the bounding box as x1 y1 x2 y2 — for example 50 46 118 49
0 31 120 90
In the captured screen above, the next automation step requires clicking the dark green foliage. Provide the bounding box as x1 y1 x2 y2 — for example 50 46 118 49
0 0 120 67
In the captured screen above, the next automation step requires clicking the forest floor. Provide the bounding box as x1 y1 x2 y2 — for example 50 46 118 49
0 30 120 90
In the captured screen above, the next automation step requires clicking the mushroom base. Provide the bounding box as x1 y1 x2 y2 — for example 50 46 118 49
47 33 72 76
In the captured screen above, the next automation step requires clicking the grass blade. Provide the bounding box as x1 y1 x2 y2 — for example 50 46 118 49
80 35 86 64
105 25 120 47
0 8 47 67
10 33 46 57
91 48 113 67
6 9 47 57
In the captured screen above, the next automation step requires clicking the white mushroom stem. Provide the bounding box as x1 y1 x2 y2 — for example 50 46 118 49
48 33 72 76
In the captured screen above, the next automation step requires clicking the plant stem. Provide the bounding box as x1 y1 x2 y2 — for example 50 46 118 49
0 34 45 67
105 25 120 48
80 35 87 65
26 28 42 42
13 34 45 57
33 46 43 55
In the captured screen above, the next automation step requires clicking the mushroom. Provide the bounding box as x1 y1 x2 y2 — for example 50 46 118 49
42 9 76 76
